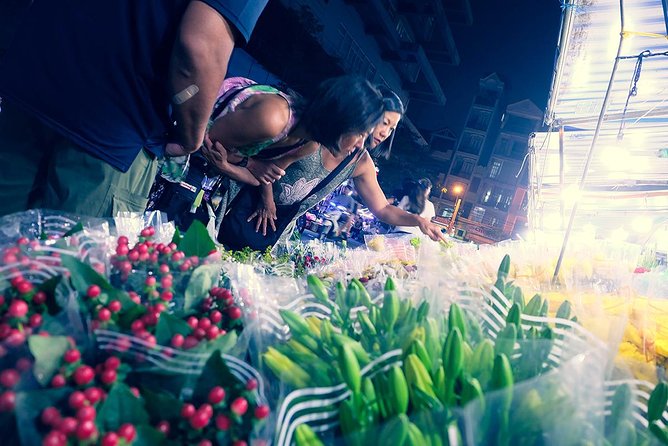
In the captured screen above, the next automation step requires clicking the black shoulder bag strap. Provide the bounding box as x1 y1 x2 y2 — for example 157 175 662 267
292 148 360 207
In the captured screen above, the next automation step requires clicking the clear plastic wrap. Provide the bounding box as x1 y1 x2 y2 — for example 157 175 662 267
0 209 110 244
112 210 175 247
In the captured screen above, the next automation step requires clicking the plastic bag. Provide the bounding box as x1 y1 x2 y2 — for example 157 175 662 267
113 210 175 247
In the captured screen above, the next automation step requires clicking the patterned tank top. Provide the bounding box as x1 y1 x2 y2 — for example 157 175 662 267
160 77 299 183
214 147 362 248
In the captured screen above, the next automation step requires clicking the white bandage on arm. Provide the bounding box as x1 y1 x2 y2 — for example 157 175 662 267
172 84 200 105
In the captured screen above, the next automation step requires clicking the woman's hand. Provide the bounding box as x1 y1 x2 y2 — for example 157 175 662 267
247 158 285 185
417 218 447 242
200 135 229 172
247 199 278 236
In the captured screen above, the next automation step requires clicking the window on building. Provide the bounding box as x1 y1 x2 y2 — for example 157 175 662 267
510 140 527 159
503 194 513 210
495 188 514 212
460 133 484 155
467 111 491 131
461 202 473 219
504 115 536 134
481 187 492 204
489 160 503 179
451 156 474 179
495 138 511 156
470 206 485 223
489 217 499 227
481 185 514 211
470 177 481 193
474 91 498 107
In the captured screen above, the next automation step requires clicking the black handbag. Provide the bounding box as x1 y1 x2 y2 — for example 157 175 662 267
218 149 359 251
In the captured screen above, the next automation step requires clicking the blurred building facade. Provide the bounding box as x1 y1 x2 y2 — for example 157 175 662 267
432 81 543 243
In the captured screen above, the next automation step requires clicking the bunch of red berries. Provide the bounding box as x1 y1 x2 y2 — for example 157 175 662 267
292 252 332 277
85 286 242 354
0 272 55 350
0 237 64 269
33 347 136 445
48 344 126 392
170 287 244 350
39 395 137 446
0 357 31 413
160 379 269 446
110 228 217 290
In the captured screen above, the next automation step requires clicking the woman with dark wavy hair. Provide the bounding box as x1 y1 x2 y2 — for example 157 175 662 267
229 82 445 250
148 75 384 230
368 85 405 160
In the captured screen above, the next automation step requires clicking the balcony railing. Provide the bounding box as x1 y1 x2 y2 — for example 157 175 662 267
456 217 506 243
449 169 472 180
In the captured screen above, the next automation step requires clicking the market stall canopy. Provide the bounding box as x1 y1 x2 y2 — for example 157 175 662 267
545 0 668 127
530 0 668 247
529 124 668 241
531 122 668 188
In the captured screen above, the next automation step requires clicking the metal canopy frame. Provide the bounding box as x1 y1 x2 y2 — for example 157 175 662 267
534 0 668 283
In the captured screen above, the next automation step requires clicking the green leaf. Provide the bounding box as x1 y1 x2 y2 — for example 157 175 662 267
28 335 69 386
133 370 190 400
192 351 240 404
155 313 192 345
191 331 238 356
37 275 63 315
97 383 149 431
216 431 231 446
497 254 510 281
134 424 166 446
184 264 221 312
61 255 112 291
171 227 182 246
39 314 69 336
116 302 148 331
62 222 84 238
141 388 183 422
15 388 69 446
180 220 215 257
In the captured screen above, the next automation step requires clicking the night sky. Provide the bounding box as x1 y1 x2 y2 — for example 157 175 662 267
410 0 564 135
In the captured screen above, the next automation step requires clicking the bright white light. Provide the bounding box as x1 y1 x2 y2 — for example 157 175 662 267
610 227 629 242
570 62 591 90
582 223 596 236
543 212 563 231
601 147 631 171
631 216 653 234
561 184 581 203
655 227 668 251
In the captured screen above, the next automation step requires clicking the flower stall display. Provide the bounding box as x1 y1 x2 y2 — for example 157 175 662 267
2 210 668 445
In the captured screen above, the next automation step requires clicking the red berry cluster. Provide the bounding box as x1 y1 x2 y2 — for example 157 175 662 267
293 252 331 275
110 229 216 288
40 395 136 446
88 286 243 353
171 287 244 350
81 283 128 333
163 380 269 445
0 359 30 412
49 346 124 391
1 237 49 267
0 272 52 349
39 352 134 445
